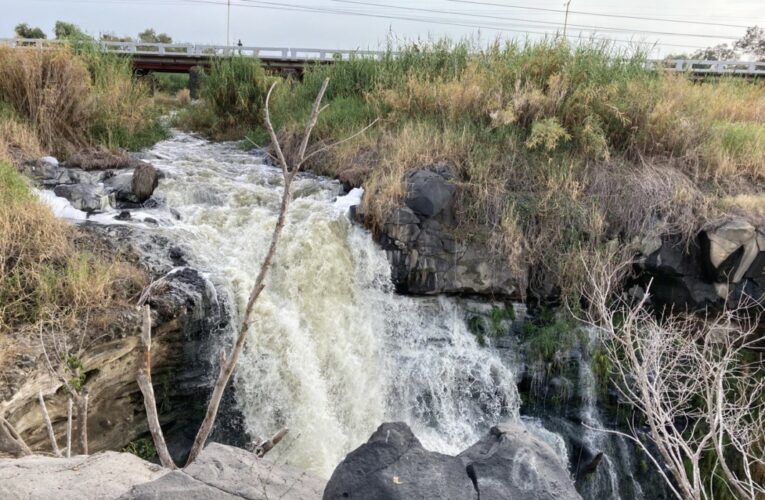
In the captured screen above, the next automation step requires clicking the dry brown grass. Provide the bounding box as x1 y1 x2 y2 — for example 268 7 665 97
176 88 191 105
360 122 470 226
0 47 94 157
0 161 146 334
0 113 43 164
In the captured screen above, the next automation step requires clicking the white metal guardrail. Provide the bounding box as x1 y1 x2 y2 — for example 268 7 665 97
2 38 764 74
0 38 387 61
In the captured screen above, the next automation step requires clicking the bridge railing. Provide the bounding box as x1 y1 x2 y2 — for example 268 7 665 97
2 38 764 74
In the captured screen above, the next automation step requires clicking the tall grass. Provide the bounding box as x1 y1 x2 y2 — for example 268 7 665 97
176 56 270 139
0 162 145 333
0 45 166 158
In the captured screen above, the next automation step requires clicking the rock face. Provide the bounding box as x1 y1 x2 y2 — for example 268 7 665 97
638 217 765 310
122 443 325 500
367 166 520 296
459 423 582 500
0 225 230 462
0 451 166 500
323 422 580 500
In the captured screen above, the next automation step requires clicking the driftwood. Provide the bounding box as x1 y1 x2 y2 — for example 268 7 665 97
254 427 289 458
38 390 61 457
135 305 176 469
0 416 32 457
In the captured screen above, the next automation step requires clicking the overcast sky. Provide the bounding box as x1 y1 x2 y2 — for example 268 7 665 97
1 0 763 57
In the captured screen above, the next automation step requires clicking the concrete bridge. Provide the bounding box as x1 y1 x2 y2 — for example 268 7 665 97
2 38 765 78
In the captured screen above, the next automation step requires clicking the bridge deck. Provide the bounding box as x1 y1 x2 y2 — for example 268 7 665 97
2 38 764 76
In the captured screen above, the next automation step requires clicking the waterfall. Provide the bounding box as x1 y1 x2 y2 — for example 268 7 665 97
130 133 520 477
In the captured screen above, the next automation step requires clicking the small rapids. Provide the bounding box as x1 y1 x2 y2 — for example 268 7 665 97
43 132 520 477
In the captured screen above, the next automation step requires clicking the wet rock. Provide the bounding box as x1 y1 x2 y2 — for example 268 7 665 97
105 172 139 204
458 423 580 500
122 443 324 500
115 210 132 221
132 162 159 203
52 183 114 212
324 422 477 500
325 422 580 500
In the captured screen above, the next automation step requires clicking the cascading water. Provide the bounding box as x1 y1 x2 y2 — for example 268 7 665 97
61 132 520 477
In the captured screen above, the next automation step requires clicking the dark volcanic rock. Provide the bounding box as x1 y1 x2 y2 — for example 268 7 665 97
637 218 765 311
323 422 477 500
458 423 581 500
324 422 580 500
404 167 456 218
366 166 521 296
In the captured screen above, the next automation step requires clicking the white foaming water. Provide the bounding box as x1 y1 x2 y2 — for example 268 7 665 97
116 133 520 477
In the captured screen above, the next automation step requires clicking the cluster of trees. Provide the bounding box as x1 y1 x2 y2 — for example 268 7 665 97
13 21 173 44
669 25 764 60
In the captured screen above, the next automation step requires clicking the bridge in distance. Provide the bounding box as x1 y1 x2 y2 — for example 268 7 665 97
2 38 765 78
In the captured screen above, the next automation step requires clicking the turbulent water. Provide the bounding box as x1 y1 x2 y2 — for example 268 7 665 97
44 133 520 477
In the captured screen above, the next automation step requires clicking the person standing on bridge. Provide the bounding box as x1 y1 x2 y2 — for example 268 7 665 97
237 39 242 55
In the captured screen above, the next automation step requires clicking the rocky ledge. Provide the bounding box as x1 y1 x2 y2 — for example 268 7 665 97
638 218 765 311
0 442 325 500
1 423 579 500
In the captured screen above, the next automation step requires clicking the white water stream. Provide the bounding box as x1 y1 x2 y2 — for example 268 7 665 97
43 133 520 477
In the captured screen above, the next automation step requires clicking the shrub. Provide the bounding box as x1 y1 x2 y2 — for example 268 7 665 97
199 56 270 138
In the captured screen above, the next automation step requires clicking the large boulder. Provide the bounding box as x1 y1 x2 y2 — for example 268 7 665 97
132 162 160 203
324 422 580 500
121 443 324 500
458 423 580 500
323 422 477 500
0 451 166 499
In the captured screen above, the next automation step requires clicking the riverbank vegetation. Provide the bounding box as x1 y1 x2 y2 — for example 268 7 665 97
179 39 765 298
0 44 154 385
0 45 167 161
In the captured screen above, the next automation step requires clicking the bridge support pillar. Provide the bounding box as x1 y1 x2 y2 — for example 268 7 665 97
188 66 203 99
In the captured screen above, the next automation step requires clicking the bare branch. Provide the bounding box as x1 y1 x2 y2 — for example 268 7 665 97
135 305 176 469
0 416 32 457
300 118 380 167
66 397 72 458
38 390 61 457
255 427 289 458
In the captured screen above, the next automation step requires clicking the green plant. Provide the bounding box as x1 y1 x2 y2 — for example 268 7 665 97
122 437 157 461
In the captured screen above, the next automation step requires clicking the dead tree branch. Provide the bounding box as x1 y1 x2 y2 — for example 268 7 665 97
66 397 72 458
185 78 331 466
0 416 32 457
135 305 176 469
38 390 61 457
577 252 765 500
254 427 289 458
